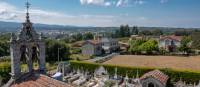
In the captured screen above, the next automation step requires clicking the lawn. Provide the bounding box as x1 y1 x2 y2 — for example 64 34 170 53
20 62 58 72
103 55 200 72
70 54 91 60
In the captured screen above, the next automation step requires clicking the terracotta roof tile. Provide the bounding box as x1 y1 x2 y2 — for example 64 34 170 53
83 40 101 45
11 74 72 87
160 35 182 41
140 70 169 85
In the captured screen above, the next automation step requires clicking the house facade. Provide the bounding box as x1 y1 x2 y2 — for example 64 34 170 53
82 40 102 56
159 35 182 52
101 38 120 54
82 38 119 56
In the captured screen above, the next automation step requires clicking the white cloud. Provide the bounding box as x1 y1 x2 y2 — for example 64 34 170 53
80 0 145 7
0 1 119 26
134 0 145 5
116 0 126 7
0 1 18 20
160 0 168 4
1 1 198 27
80 0 111 6
116 0 145 7
104 2 111 6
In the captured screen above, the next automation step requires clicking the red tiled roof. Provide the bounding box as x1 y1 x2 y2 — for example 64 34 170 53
83 40 101 45
140 70 169 85
11 74 72 87
160 35 182 42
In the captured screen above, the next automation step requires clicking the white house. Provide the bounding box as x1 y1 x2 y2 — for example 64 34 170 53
82 38 120 56
159 35 182 52
101 38 120 54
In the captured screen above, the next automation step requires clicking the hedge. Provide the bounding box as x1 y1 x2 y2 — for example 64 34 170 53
0 62 11 85
69 60 200 83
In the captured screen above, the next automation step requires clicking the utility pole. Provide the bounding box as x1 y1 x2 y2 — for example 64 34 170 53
58 48 60 63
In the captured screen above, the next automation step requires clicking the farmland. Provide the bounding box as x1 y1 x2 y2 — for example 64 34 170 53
103 55 200 72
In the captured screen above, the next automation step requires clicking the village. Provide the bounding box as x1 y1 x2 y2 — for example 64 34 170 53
0 0 200 87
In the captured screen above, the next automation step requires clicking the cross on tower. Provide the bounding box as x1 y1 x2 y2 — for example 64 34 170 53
26 0 31 13
25 0 31 22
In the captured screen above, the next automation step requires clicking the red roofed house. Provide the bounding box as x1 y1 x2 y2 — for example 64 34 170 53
82 40 102 56
140 70 169 87
159 35 182 52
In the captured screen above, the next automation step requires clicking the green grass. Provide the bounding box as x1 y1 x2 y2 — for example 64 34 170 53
117 37 130 43
70 54 91 60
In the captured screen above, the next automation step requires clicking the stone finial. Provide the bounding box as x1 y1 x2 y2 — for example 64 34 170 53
10 33 17 42
136 70 139 78
125 73 129 80
39 33 42 40
197 80 200 87
114 67 118 79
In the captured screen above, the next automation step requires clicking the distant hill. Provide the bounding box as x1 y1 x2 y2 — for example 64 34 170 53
0 21 199 32
0 21 78 32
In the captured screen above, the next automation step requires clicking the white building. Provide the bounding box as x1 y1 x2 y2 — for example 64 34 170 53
159 35 182 52
82 38 120 56
101 38 120 54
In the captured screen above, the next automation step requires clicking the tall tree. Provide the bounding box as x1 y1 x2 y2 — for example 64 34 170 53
0 34 10 57
119 25 125 37
45 39 70 62
132 26 139 35
139 39 158 54
118 24 131 37
152 29 163 36
128 39 146 54
191 32 200 50
124 25 130 37
71 33 83 41
83 32 94 40
139 30 152 36
174 29 191 36
114 29 120 38
178 36 192 54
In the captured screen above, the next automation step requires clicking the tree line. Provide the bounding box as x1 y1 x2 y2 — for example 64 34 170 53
57 32 94 43
113 25 164 38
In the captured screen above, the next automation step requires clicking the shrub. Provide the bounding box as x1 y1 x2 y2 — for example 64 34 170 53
0 62 11 85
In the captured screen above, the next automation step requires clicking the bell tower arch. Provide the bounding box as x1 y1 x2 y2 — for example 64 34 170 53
10 1 46 79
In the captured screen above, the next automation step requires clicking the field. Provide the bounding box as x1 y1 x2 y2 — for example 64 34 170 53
103 55 200 72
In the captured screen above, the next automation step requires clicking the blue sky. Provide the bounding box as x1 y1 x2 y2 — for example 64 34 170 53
0 0 200 28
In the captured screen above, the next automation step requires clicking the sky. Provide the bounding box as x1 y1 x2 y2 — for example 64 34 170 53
0 0 200 28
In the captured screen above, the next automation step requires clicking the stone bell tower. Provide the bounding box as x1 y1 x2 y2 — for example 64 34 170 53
10 1 46 79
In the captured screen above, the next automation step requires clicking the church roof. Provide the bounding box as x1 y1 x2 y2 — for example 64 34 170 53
11 74 72 87
140 70 169 85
